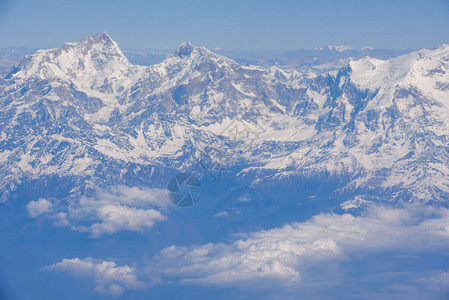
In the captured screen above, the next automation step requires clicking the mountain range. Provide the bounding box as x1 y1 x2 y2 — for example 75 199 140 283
1 32 449 217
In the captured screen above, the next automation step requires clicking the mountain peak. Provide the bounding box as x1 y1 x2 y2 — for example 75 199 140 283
327 45 353 52
91 31 113 43
49 31 125 60
360 46 374 51
175 41 195 57
68 32 128 63
8 31 139 92
436 43 449 52
78 31 117 49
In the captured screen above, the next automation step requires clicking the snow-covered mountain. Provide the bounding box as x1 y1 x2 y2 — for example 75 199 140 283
1 32 449 206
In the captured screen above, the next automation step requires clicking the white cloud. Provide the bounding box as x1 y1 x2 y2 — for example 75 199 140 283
26 198 52 217
91 185 171 208
237 194 251 202
214 211 229 217
145 204 449 289
53 185 171 237
45 204 449 298
0 190 9 203
46 257 145 296
89 204 166 236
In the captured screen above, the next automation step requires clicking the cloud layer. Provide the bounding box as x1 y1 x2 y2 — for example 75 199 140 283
26 198 52 217
27 185 171 237
145 204 449 292
45 204 449 297
46 257 145 296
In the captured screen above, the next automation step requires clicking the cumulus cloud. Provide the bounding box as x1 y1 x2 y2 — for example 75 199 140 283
214 211 229 217
88 204 166 236
89 185 171 208
46 257 145 296
45 204 449 298
54 185 171 237
237 194 251 202
144 204 449 291
0 190 9 203
26 198 52 217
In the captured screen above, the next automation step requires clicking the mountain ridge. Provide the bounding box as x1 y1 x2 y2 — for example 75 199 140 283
1 32 449 206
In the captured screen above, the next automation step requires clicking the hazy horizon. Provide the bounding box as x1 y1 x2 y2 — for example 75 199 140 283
1 0 448 50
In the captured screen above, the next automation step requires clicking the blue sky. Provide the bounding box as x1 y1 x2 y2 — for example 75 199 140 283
0 0 448 50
